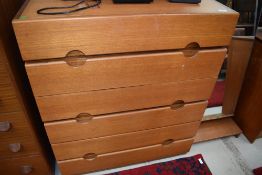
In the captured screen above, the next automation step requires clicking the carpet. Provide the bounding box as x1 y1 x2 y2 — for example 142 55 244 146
108 154 212 175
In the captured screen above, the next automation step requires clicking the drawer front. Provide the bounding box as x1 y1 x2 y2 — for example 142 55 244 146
0 136 40 159
26 49 226 96
0 60 10 85
52 122 200 160
0 154 51 175
45 101 206 143
58 138 193 175
14 13 237 60
0 46 20 113
0 112 31 140
0 43 10 85
37 78 215 121
0 84 21 113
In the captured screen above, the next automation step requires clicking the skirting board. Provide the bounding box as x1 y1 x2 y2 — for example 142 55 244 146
194 117 242 143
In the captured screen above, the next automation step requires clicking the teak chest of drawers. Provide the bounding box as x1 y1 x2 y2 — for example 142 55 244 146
13 0 238 174
0 0 52 174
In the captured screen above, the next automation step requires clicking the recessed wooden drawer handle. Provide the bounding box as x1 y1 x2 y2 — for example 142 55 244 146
0 121 11 132
170 100 185 110
183 42 200 57
65 50 87 67
83 153 97 160
162 139 175 146
76 113 93 123
20 165 33 174
8 143 22 153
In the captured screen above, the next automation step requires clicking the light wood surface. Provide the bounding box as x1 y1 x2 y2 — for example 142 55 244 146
0 135 39 159
0 112 32 140
0 45 21 116
52 122 199 160
223 37 254 115
0 83 20 114
12 0 239 173
26 49 226 96
0 154 51 175
194 117 242 143
37 78 215 121
45 101 206 143
58 138 193 175
13 0 238 60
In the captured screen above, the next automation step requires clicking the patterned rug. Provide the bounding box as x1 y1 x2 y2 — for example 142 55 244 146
108 154 212 175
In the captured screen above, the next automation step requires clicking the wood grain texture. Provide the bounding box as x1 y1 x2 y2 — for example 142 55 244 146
37 78 216 121
52 122 199 160
12 1 239 173
0 66 10 86
58 138 193 175
0 154 52 175
0 135 39 159
0 0 53 172
234 37 262 143
0 80 20 113
223 36 254 115
0 112 31 140
0 40 20 114
26 49 226 96
45 101 206 143
194 117 242 143
13 0 238 60
0 45 11 85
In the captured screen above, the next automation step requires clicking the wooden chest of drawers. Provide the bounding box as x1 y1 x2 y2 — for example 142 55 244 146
0 36 51 174
0 0 52 174
13 0 238 174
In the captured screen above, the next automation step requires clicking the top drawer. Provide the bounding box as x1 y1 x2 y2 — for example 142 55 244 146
13 0 238 61
26 48 226 96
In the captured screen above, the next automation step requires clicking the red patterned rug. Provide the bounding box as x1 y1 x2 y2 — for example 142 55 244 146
108 154 212 175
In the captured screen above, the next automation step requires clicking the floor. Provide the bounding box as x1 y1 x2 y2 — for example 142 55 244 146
55 134 262 175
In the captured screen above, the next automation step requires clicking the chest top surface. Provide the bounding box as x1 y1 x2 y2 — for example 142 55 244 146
16 0 237 21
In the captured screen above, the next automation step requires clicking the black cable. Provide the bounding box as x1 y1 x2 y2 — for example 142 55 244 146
37 0 101 15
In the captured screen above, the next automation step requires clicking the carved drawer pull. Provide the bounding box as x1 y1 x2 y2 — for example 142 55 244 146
83 153 97 160
162 139 175 146
20 165 33 174
170 100 185 110
183 42 200 57
0 121 11 132
65 50 87 67
8 143 22 152
76 113 93 123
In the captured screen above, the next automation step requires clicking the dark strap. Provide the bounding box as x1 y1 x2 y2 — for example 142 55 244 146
37 0 101 15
